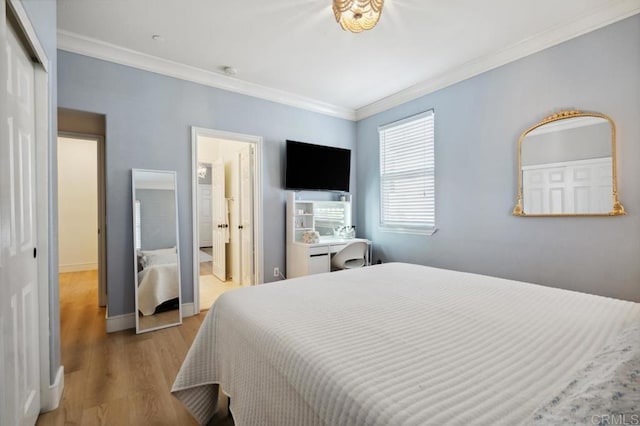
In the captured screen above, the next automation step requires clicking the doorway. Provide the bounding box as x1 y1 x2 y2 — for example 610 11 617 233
57 132 106 307
192 128 263 312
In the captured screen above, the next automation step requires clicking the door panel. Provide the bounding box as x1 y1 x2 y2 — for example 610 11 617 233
20 284 37 413
198 184 212 247
522 158 611 214
238 146 254 285
211 160 226 281
1 21 40 425
308 253 330 275
18 131 34 251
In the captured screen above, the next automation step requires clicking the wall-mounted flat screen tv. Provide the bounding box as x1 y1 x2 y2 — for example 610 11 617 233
285 140 351 192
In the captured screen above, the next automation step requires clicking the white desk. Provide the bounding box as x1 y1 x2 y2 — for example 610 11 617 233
286 238 371 279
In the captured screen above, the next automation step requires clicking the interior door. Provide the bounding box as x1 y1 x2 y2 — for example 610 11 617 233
523 158 612 214
238 146 254 285
1 21 41 425
198 184 212 247
211 160 227 281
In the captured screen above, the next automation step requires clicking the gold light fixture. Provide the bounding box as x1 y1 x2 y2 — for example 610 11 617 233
333 0 384 33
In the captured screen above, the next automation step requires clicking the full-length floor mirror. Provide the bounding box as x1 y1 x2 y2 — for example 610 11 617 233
132 169 182 333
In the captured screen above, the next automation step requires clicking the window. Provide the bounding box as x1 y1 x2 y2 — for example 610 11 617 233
379 110 435 234
135 200 142 250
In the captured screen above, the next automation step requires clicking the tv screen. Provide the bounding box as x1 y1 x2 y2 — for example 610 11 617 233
285 140 351 192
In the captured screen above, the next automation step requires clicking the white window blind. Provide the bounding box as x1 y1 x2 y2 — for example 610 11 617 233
135 200 142 250
379 110 435 233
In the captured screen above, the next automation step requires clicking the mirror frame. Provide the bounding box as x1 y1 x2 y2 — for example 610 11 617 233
513 110 626 217
132 168 183 334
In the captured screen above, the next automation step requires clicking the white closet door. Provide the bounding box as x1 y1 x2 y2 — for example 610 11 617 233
1 22 41 425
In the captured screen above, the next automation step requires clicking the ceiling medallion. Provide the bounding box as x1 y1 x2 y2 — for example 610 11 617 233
333 0 384 33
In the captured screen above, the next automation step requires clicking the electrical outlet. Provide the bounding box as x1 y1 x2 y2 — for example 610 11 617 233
273 267 280 277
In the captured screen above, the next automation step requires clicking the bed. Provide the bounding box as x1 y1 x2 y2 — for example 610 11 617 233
172 263 640 425
137 248 179 316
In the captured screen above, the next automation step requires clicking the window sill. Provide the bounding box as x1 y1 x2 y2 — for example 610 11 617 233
379 226 437 236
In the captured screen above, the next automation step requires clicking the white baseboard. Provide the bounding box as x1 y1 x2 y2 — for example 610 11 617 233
59 262 98 273
40 365 64 412
106 302 197 333
182 302 195 317
105 312 135 333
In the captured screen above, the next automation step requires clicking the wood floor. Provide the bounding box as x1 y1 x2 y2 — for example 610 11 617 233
198 247 244 311
36 270 217 426
199 275 243 311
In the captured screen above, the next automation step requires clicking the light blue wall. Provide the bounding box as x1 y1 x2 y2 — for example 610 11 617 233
356 15 640 302
20 0 60 384
57 51 357 316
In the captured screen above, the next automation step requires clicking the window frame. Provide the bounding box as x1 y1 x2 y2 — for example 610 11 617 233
378 110 436 235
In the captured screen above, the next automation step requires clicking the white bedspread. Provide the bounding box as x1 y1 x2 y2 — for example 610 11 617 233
172 263 640 425
137 263 179 316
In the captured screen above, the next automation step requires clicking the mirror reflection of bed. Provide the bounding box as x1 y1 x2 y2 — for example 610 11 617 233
136 247 181 332
132 169 182 333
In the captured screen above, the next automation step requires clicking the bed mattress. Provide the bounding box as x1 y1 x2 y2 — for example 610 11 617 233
172 263 640 425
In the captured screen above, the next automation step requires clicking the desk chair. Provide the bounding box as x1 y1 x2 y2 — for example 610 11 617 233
331 241 368 270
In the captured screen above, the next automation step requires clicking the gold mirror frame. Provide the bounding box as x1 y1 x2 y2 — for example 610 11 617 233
513 110 625 217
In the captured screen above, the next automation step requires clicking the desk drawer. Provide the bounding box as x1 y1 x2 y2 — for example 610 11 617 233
308 246 330 275
308 246 329 256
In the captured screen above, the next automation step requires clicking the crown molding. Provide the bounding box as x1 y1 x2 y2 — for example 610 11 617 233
57 30 356 121
355 1 640 120
58 1 639 123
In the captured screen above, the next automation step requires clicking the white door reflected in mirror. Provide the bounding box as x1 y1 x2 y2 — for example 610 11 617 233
514 111 625 217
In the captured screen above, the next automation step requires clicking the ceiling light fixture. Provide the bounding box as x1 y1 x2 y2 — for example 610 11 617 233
333 0 384 33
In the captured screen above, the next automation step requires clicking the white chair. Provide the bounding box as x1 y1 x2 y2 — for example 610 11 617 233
331 241 368 270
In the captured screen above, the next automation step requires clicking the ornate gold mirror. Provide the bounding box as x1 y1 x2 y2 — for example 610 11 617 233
513 110 625 217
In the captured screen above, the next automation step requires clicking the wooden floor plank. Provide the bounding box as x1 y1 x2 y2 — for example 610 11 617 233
128 391 180 426
59 271 100 373
82 334 134 408
152 327 191 388
79 397 133 426
37 271 213 425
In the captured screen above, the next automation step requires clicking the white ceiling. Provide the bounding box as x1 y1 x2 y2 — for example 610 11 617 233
56 0 640 120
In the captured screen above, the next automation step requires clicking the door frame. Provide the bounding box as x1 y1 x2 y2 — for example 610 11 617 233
4 0 62 413
191 127 264 314
57 132 107 307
